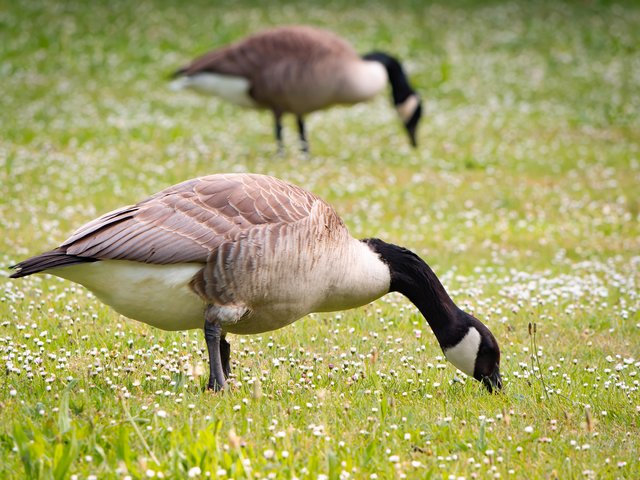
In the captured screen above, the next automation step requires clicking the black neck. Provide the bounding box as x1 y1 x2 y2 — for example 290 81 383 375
362 51 415 105
364 238 463 348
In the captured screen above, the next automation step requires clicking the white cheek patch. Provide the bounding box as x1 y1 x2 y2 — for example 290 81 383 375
395 94 419 123
444 327 481 377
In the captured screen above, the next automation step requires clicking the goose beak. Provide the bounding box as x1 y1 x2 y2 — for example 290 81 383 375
482 367 503 393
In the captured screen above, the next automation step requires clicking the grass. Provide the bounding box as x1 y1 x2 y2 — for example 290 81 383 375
1 0 639 478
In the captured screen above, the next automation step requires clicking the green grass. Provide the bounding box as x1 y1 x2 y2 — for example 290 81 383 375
1 0 639 478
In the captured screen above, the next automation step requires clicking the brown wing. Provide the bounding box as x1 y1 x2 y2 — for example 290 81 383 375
179 26 356 77
59 173 324 264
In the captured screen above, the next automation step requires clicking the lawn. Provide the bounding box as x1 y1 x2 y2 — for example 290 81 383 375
1 0 639 478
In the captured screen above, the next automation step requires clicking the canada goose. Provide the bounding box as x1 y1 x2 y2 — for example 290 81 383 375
170 25 422 153
10 173 501 392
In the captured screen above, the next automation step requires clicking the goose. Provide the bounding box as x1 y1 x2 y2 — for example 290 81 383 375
170 25 423 153
10 173 501 392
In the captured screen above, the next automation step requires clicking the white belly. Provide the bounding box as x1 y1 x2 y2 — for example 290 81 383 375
50 260 206 331
170 73 257 108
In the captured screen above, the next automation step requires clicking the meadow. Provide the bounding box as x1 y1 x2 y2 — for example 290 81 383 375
1 0 639 478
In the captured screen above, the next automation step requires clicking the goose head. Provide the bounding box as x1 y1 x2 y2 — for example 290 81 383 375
396 94 422 148
361 51 423 147
442 310 502 392
365 238 502 392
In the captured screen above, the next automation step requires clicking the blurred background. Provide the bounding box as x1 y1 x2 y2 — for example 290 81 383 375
1 1 639 477
2 1 638 270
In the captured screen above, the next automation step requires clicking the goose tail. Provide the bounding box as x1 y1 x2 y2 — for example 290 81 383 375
9 250 98 278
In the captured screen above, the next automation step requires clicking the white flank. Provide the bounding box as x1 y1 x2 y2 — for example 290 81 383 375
396 94 419 123
443 327 481 377
50 260 206 331
170 73 257 108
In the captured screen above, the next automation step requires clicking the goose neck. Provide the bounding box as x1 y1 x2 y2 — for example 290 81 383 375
364 238 461 344
361 51 414 105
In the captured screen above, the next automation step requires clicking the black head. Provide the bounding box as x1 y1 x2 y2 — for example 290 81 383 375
443 311 502 393
402 97 422 147
474 322 502 392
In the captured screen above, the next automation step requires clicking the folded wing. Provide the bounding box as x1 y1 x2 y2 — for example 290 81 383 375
12 174 324 275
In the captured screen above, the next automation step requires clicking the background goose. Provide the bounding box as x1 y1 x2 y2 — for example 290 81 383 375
170 25 423 153
10 173 501 392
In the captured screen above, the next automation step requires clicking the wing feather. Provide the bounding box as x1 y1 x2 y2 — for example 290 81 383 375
54 174 334 265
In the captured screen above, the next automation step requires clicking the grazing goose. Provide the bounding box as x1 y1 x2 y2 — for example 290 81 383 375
10 173 501 392
170 25 422 153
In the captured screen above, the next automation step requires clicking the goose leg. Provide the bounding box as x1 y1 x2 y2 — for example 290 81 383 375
220 335 231 379
204 315 227 391
296 115 308 153
274 111 284 155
